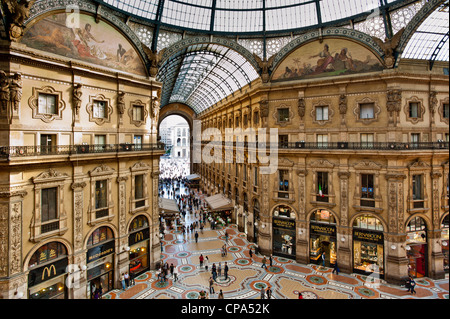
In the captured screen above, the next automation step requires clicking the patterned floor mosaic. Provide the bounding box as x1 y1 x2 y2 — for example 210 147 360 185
104 214 449 300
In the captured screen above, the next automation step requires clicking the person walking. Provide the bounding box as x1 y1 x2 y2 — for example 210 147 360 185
204 256 209 271
249 247 253 259
266 286 272 299
298 292 303 299
321 252 326 268
218 262 222 277
261 256 268 269
269 255 273 267
170 263 174 277
199 254 204 268
173 266 178 282
124 272 130 288
224 262 229 280
195 231 199 243
225 230 229 244
212 263 217 281
260 286 265 299
209 277 215 294
120 273 126 290
409 276 417 294
218 289 224 299
332 261 340 274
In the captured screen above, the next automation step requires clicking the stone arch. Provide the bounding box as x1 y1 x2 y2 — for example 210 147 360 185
158 103 196 132
349 212 388 232
83 223 119 251
306 207 340 225
405 213 433 232
271 203 299 219
24 0 150 72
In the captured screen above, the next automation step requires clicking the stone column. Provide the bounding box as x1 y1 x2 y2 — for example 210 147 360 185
71 180 87 299
384 172 408 285
116 175 129 288
430 171 445 279
150 170 161 269
296 169 308 264
0 190 27 299
337 171 352 274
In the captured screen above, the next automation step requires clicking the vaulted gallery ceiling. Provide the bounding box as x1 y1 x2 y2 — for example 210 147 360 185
98 0 449 114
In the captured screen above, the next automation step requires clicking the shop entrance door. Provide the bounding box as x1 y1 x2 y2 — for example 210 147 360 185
407 244 427 278
88 271 113 299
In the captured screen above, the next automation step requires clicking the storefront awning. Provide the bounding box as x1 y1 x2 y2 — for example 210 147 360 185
159 197 179 213
205 194 233 212
185 174 201 181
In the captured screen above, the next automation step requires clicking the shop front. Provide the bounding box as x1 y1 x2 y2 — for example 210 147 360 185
27 242 68 299
86 226 115 299
442 214 449 273
272 205 296 259
309 209 337 267
128 215 150 278
406 216 428 278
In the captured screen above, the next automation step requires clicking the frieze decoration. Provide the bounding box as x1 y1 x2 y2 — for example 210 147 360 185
32 168 69 182
309 159 335 169
353 160 382 171
0 203 9 276
340 175 349 226
89 164 115 177
371 28 405 68
73 191 84 250
2 0 36 42
71 181 86 190
9 202 22 275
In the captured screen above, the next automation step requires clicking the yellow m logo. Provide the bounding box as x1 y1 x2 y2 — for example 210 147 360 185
42 264 56 281
135 231 143 242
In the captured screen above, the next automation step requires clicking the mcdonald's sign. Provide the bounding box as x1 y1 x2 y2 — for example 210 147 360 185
128 228 149 246
28 258 68 287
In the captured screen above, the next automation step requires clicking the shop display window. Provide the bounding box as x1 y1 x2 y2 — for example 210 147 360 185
353 241 384 275
87 254 114 281
442 215 449 273
273 227 295 256
29 277 65 300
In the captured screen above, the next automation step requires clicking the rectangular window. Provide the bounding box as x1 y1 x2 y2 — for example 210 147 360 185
277 108 290 122
361 174 375 207
360 103 374 119
412 175 424 208
134 135 142 150
40 134 56 154
316 172 328 202
278 134 289 147
135 175 145 208
409 102 419 118
133 105 144 121
317 134 328 148
443 103 449 119
243 164 247 181
95 180 108 218
411 133 420 148
94 135 106 152
316 105 329 121
38 93 57 115
278 169 289 198
254 112 259 125
41 187 59 233
254 167 258 187
361 133 374 148
93 101 107 119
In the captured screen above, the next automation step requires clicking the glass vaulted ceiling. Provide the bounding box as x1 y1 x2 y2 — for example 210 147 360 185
158 44 260 114
100 0 449 114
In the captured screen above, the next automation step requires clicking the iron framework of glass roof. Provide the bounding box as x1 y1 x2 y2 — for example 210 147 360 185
96 0 449 115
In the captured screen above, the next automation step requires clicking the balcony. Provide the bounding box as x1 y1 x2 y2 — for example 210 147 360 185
0 143 165 159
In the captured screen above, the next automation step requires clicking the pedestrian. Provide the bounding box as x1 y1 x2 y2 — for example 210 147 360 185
224 262 229 280
218 262 222 277
332 261 340 274
170 263 174 277
321 252 326 267
209 277 215 294
218 289 224 299
409 276 417 294
173 266 178 282
260 286 265 299
249 247 253 259
204 256 209 271
298 292 303 299
195 231 199 243
266 286 272 299
121 273 126 290
124 272 130 287
212 263 217 281
98 283 103 299
261 256 267 269
269 254 273 267
130 274 135 286
199 254 204 268
225 230 229 243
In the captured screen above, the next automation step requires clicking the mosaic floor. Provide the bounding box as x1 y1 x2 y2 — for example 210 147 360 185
104 212 449 300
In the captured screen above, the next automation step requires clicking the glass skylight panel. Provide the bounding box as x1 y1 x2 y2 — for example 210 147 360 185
266 2 317 31
215 0 262 10
320 0 379 23
214 9 263 32
162 1 211 30
104 0 158 20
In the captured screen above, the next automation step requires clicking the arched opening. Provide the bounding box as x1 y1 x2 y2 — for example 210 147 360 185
128 215 151 279
309 209 338 267
158 115 191 180
406 216 428 278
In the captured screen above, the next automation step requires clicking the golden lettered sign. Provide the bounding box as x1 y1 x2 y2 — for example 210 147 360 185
273 218 295 229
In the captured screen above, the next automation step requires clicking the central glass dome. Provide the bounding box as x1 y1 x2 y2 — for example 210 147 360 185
99 0 402 35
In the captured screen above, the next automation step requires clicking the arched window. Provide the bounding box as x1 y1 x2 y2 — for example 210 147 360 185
87 226 114 247
353 214 384 231
129 215 149 232
28 242 67 269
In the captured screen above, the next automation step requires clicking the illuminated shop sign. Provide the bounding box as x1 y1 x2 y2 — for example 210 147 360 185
28 258 68 287
310 223 336 237
353 229 384 244
128 228 150 246
273 218 295 229
87 240 115 264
